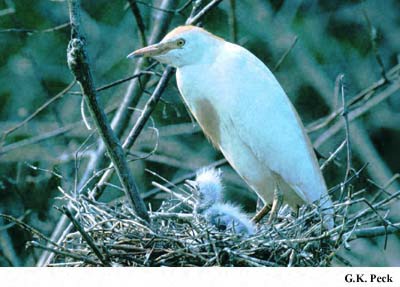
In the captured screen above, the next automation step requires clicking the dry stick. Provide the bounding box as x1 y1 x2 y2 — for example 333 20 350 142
127 0 147 47
151 181 195 208
67 0 149 221
306 63 400 133
0 214 61 248
336 97 355 251
29 241 99 266
320 139 346 171
133 0 194 14
187 0 223 24
0 122 77 156
340 75 352 191
0 93 128 157
96 70 157 93
347 190 400 226
0 22 70 34
0 80 76 145
363 9 388 81
273 36 298 72
349 222 400 240
68 69 159 95
0 101 128 157
314 79 400 148
62 207 110 266
0 71 154 155
37 0 179 267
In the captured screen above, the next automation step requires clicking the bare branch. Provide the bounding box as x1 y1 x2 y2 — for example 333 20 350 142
66 0 149 221
1 81 76 144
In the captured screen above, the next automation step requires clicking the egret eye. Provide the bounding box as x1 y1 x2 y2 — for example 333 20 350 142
176 38 185 47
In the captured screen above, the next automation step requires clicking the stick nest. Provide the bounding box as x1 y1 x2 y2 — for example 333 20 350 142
43 173 399 267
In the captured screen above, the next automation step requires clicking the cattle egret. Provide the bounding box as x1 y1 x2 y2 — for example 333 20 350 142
128 25 334 229
188 168 255 235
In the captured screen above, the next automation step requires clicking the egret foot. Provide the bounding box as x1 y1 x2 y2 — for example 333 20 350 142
267 184 283 225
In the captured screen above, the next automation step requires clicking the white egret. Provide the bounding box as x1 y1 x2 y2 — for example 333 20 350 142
128 25 334 229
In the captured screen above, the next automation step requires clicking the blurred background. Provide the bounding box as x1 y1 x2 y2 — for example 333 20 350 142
0 0 399 266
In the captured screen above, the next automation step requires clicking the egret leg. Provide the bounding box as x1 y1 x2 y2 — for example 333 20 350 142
256 197 263 211
252 203 271 223
267 184 283 224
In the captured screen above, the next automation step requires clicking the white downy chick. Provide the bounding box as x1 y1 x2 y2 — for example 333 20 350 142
189 168 255 236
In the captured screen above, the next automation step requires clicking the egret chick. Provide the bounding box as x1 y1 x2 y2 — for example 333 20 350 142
189 168 255 236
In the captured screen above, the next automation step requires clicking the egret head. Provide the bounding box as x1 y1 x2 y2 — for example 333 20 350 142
127 25 222 68
187 168 223 213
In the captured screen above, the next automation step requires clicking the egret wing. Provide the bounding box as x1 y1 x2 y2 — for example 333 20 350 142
219 43 327 204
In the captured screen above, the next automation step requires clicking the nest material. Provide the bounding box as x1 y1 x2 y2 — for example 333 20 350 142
41 174 400 267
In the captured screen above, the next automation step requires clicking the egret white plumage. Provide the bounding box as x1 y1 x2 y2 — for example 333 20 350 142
188 168 255 235
128 25 334 229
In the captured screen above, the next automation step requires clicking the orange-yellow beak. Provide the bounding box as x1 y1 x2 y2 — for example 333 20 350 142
127 42 174 59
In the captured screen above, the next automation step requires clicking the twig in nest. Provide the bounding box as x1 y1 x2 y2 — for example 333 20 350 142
61 206 111 266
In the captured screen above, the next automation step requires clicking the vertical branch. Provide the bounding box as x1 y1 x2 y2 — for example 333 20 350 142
363 10 388 82
228 0 237 43
66 0 149 222
127 0 147 47
340 75 352 184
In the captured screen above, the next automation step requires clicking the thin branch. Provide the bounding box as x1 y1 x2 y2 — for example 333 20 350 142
320 139 346 171
314 78 400 148
62 207 110 266
273 36 298 72
29 241 100 266
363 9 388 81
0 122 76 156
127 0 147 47
306 63 400 134
186 0 224 25
132 0 193 15
349 222 400 240
0 22 70 34
228 0 237 43
0 214 60 248
340 75 353 185
1 81 76 143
